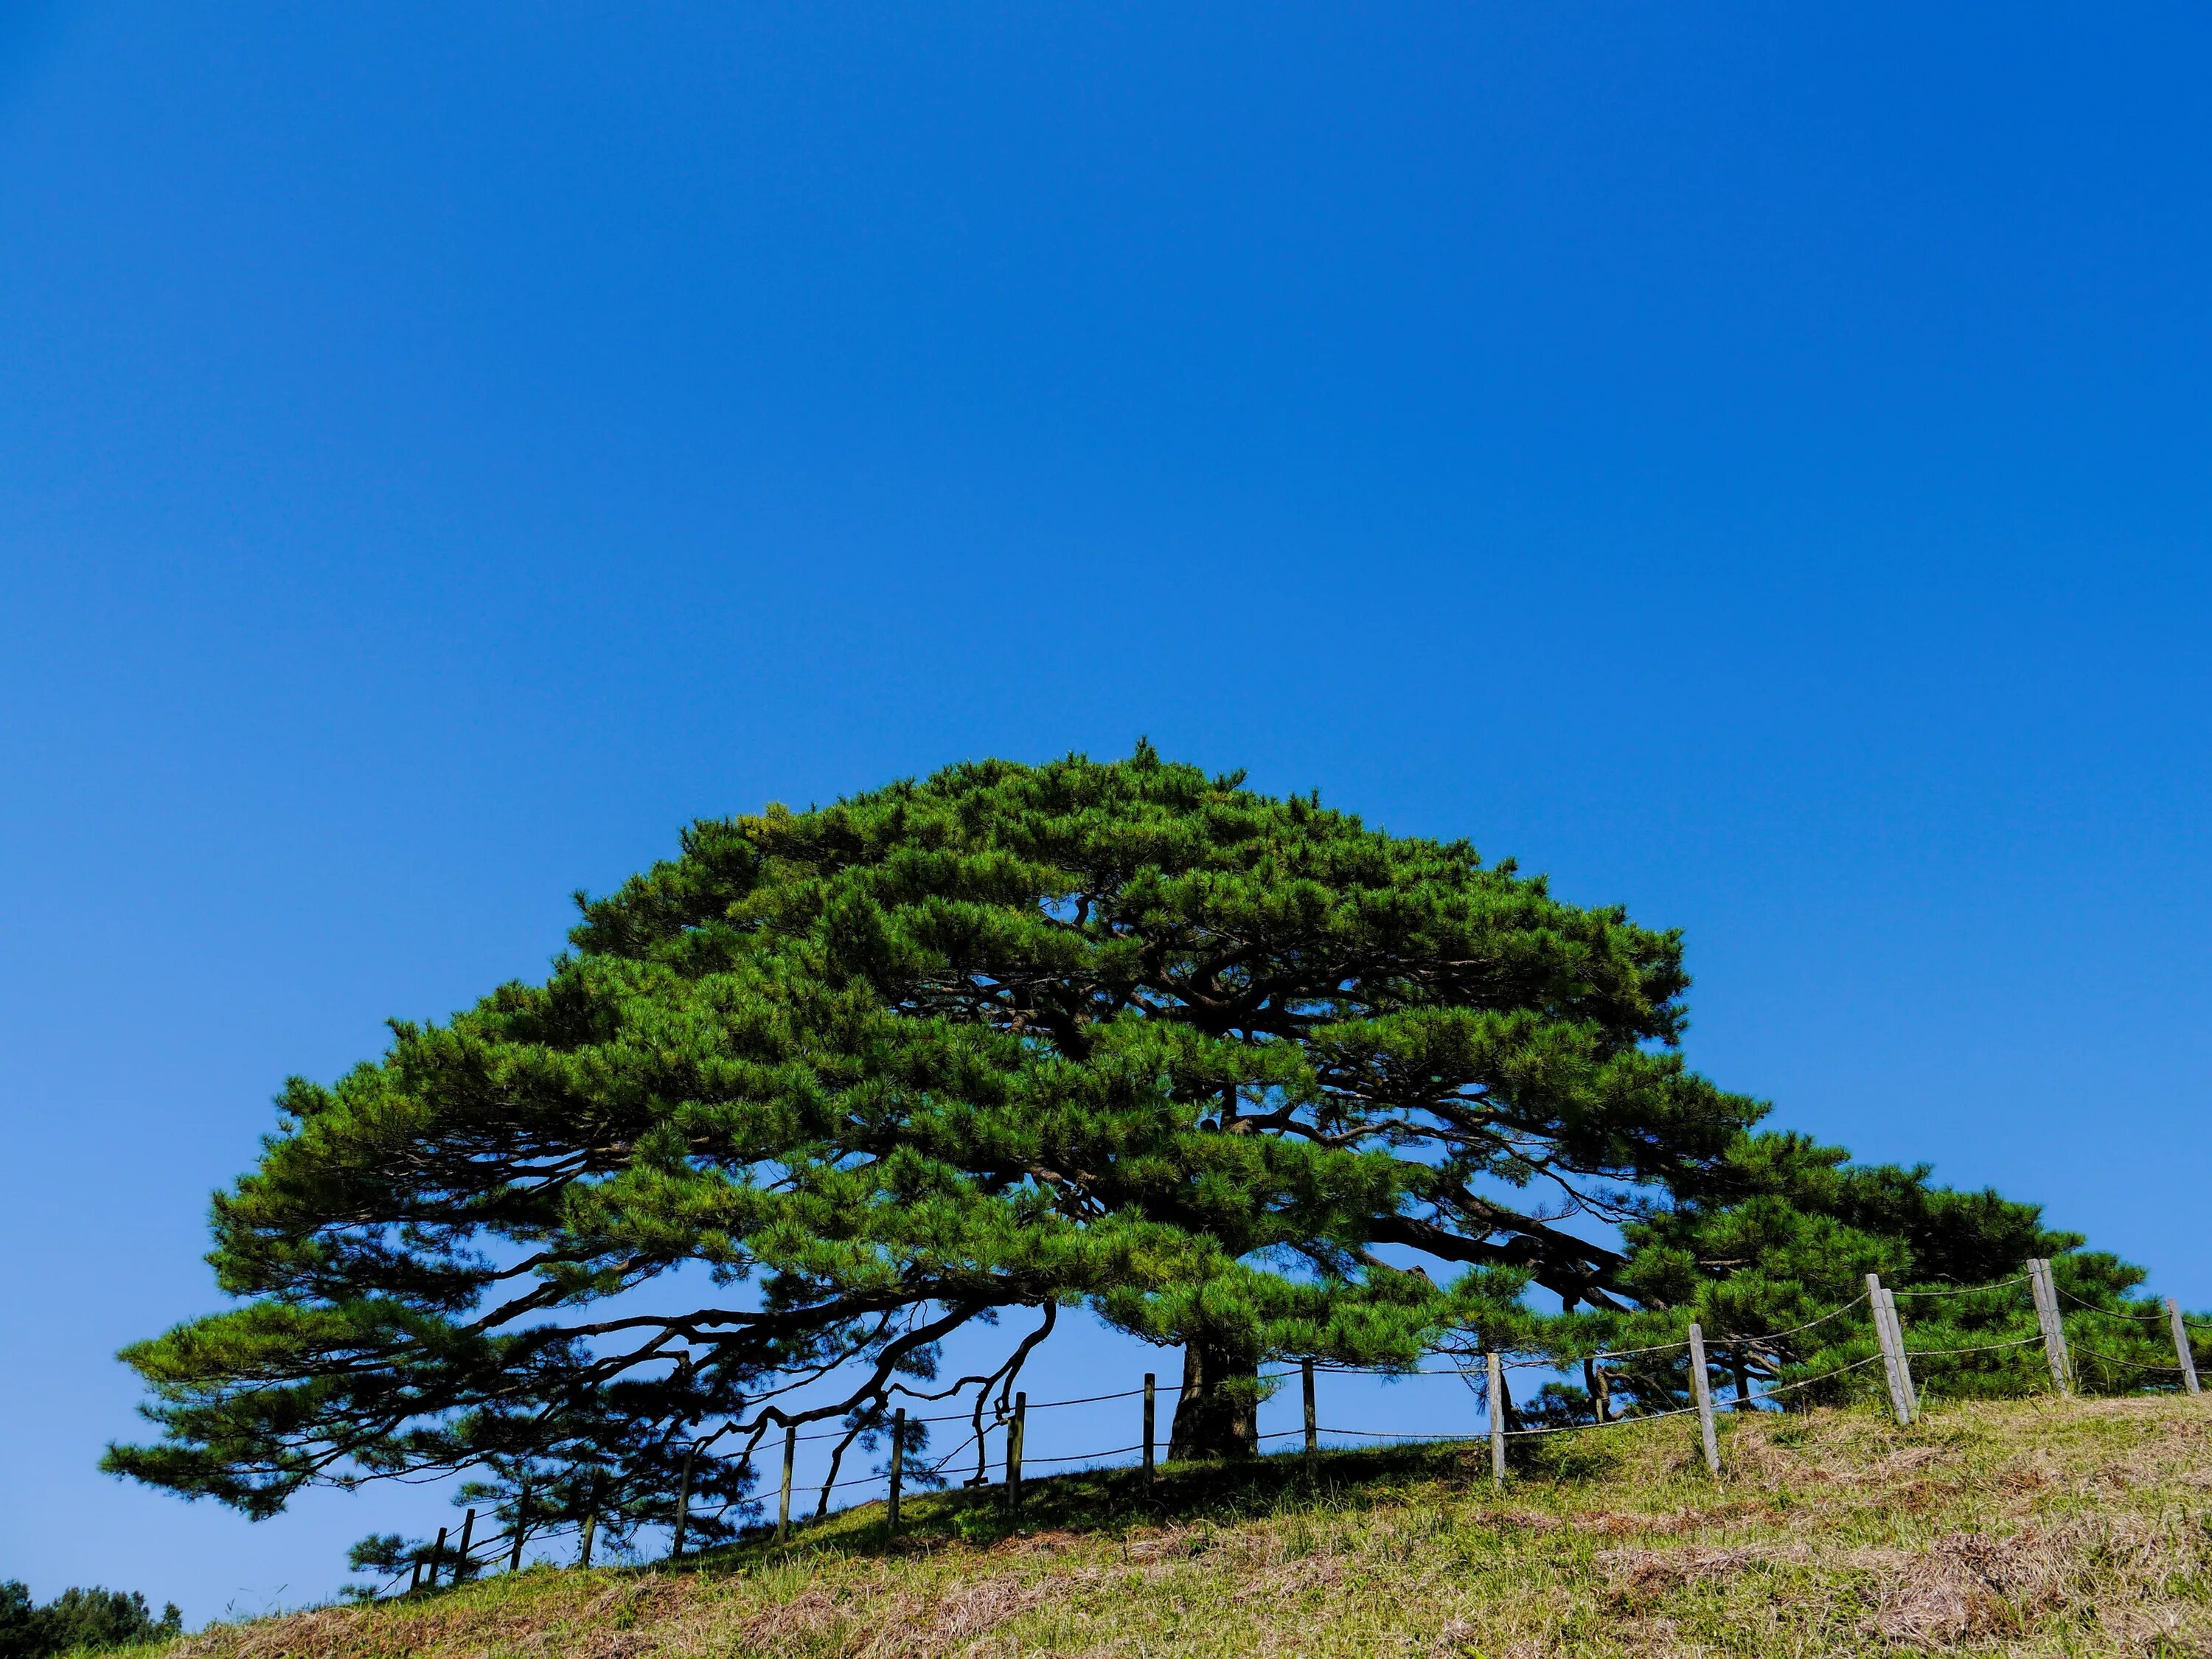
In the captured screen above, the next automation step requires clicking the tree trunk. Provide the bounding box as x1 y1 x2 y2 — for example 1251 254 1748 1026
1169 1329 1260 1460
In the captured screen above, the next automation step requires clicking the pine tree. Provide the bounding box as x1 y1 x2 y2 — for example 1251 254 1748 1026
110 747 2179 1524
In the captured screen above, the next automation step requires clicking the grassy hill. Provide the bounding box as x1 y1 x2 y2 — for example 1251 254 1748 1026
145 1394 2212 1658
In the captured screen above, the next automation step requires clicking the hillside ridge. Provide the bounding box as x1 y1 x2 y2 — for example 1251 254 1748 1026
150 1395 2212 1658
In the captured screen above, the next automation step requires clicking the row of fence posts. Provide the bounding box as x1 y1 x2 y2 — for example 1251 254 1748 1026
390 1256 2212 1590
1663 1257 2204 1483
762 1362 1333 1543
407 1507 476 1593
674 1256 2212 1559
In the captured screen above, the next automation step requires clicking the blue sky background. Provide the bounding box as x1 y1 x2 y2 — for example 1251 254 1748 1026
3 0 2208 1623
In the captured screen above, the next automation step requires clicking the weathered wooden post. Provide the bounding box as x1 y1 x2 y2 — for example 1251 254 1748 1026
1865 1272 1899 1414
887 1409 905 1534
1587 1354 1611 1424
1486 1352 1506 1487
1865 1274 1914 1425
509 1485 530 1573
1880 1284 1919 1422
1686 1324 1721 1479
2028 1259 2073 1397
777 1425 796 1543
429 1526 448 1587
1731 1343 1753 1411
1142 1372 1156 1485
1006 1393 1026 1516
456 1509 476 1579
1302 1359 1318 1472
2167 1298 2202 1397
671 1443 696 1559
408 1555 422 1594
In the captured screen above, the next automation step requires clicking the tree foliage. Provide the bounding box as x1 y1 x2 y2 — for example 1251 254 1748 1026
106 747 2198 1539
0 1582 181 1658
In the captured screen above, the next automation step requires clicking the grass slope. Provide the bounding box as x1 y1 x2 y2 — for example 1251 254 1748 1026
153 1395 2212 1658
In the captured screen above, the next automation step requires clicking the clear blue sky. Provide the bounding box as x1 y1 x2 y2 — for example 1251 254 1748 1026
3 0 2207 1623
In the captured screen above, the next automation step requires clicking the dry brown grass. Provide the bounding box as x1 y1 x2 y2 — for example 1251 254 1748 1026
141 1393 2212 1658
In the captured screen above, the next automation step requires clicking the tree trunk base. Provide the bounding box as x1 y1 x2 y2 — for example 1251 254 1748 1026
1169 1333 1259 1460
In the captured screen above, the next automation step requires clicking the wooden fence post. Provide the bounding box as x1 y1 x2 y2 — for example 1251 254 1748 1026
2028 1259 2073 1397
2167 1298 2202 1397
1588 1354 1611 1424
509 1485 529 1573
1880 1285 1919 1422
1302 1359 1318 1472
456 1509 475 1579
1866 1273 1896 1417
1686 1324 1721 1479
888 1410 905 1533
777 1425 796 1543
1486 1352 1506 1487
1731 1343 1753 1411
408 1555 422 1594
429 1526 448 1587
672 1444 695 1559
2050 1260 2074 1395
1142 1372 1156 1484
1865 1274 1913 1425
1006 1393 1026 1516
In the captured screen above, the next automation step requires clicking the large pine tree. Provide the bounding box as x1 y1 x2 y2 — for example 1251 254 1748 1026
108 748 2187 1529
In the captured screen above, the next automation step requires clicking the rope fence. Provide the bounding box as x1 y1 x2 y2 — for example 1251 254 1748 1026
1894 1275 2031 1298
366 1255 2208 1597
